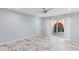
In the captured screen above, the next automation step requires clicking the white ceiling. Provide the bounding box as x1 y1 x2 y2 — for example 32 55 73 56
9 8 79 17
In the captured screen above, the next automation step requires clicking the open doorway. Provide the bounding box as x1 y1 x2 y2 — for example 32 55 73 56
50 20 64 37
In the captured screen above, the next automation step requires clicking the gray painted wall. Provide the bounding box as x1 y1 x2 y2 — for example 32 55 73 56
71 13 79 40
0 9 42 42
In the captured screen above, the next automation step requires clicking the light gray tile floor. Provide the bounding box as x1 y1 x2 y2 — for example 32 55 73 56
0 35 79 51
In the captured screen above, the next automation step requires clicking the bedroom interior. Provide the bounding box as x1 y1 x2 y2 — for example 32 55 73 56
0 8 79 51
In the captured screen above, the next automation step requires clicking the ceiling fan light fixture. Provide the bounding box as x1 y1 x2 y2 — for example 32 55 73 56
41 8 52 14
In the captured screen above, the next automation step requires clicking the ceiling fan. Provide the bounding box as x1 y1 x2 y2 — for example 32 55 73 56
40 8 52 14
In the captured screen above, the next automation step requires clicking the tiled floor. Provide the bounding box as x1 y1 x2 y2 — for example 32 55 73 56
52 32 64 38
0 35 79 51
